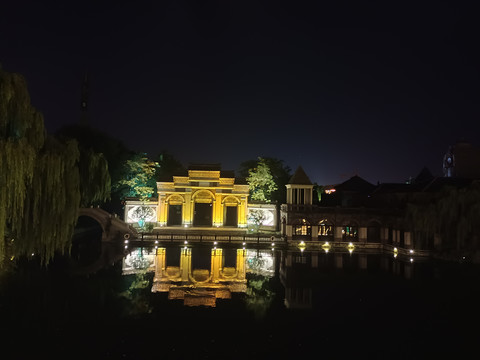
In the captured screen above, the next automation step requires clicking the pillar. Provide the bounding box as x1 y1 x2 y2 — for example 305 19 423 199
158 195 167 225
154 247 166 280
311 253 318 268
359 254 367 269
359 227 367 242
380 227 388 243
334 226 343 242
311 225 318 240
180 247 191 282
211 248 223 282
404 231 412 247
334 253 343 269
236 249 246 280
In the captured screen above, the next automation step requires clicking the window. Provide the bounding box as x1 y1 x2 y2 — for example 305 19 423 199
293 224 311 236
342 226 358 241
318 224 333 236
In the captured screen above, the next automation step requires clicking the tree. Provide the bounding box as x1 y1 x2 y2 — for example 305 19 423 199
246 158 278 203
0 67 110 270
154 150 185 181
114 154 158 230
115 154 158 201
239 157 291 204
56 124 132 212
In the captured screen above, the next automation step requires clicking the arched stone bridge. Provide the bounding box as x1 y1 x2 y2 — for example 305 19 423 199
78 207 138 242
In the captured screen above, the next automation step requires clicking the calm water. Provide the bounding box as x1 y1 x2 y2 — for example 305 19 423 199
1 243 479 359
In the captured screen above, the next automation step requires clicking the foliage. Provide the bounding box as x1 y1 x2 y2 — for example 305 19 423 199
245 157 278 203
0 67 110 270
154 150 185 181
56 124 131 212
118 271 153 317
245 273 275 319
239 157 291 204
114 154 159 201
405 181 480 251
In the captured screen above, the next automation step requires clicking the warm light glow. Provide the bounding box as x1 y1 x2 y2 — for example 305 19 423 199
214 241 217 245
409 249 414 254
347 242 355 254
184 240 188 244
271 242 275 247
410 258 414 263
325 188 336 194
124 240 129 244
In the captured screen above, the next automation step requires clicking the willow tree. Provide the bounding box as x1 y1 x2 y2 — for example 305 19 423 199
0 67 110 270
405 181 480 251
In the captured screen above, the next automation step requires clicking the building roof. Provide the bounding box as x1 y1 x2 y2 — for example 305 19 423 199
288 166 312 185
334 175 376 193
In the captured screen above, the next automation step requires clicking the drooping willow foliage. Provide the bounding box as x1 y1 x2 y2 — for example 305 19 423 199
405 182 480 251
0 67 110 270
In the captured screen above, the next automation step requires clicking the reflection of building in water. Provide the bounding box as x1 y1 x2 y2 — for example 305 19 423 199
122 248 156 275
152 247 247 307
279 250 416 309
246 249 275 277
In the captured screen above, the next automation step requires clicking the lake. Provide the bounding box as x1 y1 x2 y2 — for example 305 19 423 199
1 243 479 359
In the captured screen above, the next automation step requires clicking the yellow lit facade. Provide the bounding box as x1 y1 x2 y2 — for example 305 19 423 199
156 168 249 229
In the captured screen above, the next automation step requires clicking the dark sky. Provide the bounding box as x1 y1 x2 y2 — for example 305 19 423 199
1 0 479 185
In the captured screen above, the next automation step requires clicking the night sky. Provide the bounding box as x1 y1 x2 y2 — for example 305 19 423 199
1 1 479 185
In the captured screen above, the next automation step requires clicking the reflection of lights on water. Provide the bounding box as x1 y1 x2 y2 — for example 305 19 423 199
347 242 355 253
298 240 306 252
124 245 128 249
322 241 331 253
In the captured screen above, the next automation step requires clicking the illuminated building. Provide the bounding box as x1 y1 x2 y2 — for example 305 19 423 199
156 164 249 229
152 247 247 307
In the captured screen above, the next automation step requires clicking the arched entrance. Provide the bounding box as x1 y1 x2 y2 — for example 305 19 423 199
193 190 215 227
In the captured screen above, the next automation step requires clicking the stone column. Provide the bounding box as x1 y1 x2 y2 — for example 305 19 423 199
404 231 412 247
158 195 167 226
180 247 191 282
311 253 318 268
154 247 166 280
334 253 343 269
359 254 367 269
359 227 367 243
236 249 246 280
311 225 318 241
211 248 223 282
334 226 343 242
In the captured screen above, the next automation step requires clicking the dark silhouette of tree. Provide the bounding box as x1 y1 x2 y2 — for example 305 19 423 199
0 68 110 269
